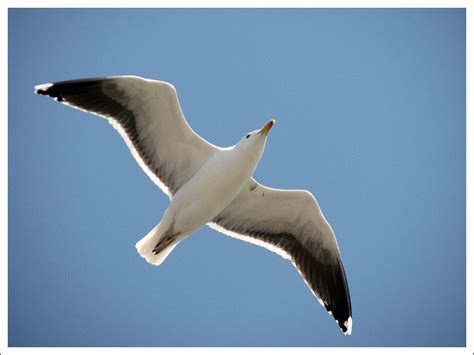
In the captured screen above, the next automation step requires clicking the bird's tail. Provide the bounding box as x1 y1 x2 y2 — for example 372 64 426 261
135 223 180 266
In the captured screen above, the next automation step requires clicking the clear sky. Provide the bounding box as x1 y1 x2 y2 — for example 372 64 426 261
9 9 465 346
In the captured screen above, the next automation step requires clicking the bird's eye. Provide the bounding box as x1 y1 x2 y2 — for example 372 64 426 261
245 134 251 139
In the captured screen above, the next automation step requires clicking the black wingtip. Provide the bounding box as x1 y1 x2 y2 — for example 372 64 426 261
325 303 352 335
34 83 53 96
341 316 352 335
34 83 67 102
34 78 110 99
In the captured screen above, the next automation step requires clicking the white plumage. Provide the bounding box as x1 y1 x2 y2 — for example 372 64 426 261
35 75 352 335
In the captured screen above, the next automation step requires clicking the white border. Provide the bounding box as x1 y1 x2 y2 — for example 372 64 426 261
2 0 472 7
465 1 471 352
2 2 471 355
1 2 8 354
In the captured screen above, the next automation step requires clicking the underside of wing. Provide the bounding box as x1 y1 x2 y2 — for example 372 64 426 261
35 76 218 197
209 179 352 334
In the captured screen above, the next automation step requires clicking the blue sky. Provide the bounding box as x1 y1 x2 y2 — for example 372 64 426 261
9 9 465 346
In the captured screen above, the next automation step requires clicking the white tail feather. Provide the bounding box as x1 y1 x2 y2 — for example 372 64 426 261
135 223 179 266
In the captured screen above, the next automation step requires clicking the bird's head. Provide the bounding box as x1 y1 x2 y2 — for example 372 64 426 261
235 119 275 159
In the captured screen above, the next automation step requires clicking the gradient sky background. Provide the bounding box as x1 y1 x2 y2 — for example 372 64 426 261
9 9 465 346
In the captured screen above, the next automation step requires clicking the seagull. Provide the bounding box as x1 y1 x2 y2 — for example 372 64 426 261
35 75 352 335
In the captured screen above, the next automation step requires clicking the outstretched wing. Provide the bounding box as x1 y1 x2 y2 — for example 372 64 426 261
208 178 352 334
35 76 219 197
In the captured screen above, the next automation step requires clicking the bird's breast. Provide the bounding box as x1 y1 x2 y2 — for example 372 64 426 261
167 149 259 233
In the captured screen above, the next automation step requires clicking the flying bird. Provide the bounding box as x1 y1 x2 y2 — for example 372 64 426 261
35 76 352 334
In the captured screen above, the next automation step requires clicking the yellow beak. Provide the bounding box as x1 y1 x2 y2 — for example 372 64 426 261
259 119 276 136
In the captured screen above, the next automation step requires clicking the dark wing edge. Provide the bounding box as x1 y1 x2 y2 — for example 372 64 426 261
208 183 352 335
35 77 181 196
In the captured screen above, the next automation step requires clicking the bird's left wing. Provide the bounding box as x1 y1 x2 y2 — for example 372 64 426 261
208 178 352 335
35 76 219 197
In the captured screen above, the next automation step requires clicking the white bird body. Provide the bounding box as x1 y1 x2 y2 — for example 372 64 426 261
35 75 352 335
138 134 268 264
171 145 264 232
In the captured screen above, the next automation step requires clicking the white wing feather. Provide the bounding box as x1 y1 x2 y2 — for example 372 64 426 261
35 76 219 197
209 178 352 335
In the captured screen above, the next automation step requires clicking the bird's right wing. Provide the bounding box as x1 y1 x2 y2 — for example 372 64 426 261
208 178 352 334
35 76 219 197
